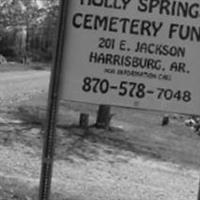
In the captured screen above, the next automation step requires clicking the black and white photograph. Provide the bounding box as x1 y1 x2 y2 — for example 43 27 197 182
0 0 200 199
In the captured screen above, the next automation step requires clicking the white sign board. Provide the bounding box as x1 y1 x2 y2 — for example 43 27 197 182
60 0 200 115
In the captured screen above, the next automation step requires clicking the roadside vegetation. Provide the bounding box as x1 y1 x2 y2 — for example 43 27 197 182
0 0 59 64
15 92 200 169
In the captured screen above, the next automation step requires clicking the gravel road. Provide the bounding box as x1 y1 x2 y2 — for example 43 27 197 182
0 70 50 107
0 69 199 200
0 134 199 200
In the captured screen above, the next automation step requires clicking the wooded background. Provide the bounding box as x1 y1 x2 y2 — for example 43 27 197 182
0 0 59 62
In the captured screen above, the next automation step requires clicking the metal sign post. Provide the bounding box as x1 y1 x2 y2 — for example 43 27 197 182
38 0 69 200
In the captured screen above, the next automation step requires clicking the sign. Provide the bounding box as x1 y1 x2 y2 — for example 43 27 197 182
60 0 200 115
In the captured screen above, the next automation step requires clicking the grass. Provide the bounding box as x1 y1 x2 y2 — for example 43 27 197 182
0 176 70 200
15 92 200 169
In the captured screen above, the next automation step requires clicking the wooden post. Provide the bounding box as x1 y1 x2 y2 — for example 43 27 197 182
79 113 89 128
96 105 111 129
161 114 169 126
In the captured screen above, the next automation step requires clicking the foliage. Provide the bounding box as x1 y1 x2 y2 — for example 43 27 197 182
0 0 60 62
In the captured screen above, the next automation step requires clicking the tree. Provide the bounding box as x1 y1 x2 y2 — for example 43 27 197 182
0 0 60 62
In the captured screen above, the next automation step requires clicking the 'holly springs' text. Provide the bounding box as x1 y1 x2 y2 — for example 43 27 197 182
73 0 200 42
81 0 200 19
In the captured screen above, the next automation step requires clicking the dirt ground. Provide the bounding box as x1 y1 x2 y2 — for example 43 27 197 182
0 110 200 200
0 67 200 199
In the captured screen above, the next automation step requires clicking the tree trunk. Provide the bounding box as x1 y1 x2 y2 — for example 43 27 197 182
96 105 111 129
